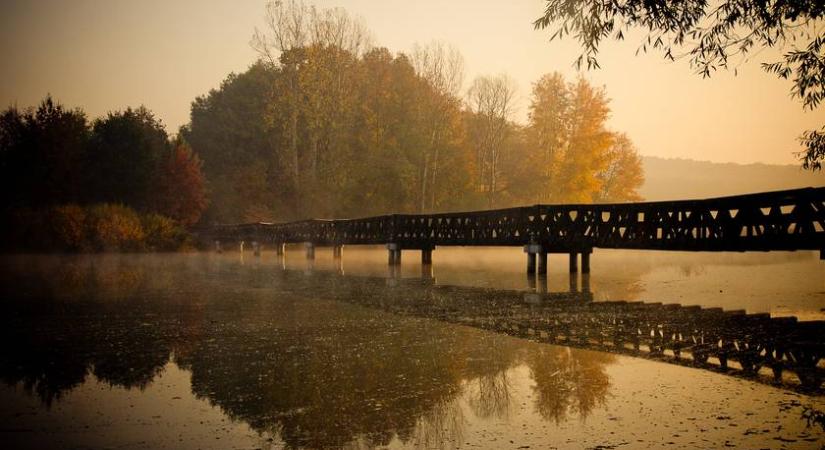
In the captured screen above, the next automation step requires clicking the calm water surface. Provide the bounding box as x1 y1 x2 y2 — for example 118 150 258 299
0 249 823 449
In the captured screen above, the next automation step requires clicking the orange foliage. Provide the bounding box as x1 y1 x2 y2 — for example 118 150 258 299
151 142 208 227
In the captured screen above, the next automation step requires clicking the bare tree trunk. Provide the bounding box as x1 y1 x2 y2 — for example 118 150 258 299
420 153 430 213
429 145 439 211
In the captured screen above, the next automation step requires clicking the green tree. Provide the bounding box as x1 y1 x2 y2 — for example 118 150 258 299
533 0 825 169
87 107 168 209
183 62 282 222
0 96 90 209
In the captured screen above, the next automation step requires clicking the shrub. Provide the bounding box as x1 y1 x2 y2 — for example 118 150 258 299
141 213 188 251
86 204 145 252
48 204 88 251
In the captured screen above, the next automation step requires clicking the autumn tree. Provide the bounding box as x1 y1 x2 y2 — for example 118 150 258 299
150 140 208 226
595 133 644 202
552 78 614 203
526 74 643 203
251 0 371 213
527 73 569 202
533 0 825 169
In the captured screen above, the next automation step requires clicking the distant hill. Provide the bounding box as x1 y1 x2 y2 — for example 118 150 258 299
639 156 825 201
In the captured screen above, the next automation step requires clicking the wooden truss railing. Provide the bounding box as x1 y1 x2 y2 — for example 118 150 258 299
206 187 825 252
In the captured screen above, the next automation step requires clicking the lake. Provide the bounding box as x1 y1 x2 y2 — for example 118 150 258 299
1 249 823 449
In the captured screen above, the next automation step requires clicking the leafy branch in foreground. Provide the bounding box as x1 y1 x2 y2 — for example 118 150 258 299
534 0 825 169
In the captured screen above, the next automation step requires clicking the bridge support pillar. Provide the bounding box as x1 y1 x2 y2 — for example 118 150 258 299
275 243 285 256
569 271 578 293
524 242 541 274
421 246 434 265
581 251 590 274
239 241 245 253
421 263 434 281
252 241 261 257
387 243 401 265
333 245 343 259
537 274 548 294
537 251 548 274
569 252 578 273
305 242 315 260
214 240 222 253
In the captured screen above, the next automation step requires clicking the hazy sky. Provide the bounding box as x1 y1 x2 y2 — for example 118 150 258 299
1 0 822 165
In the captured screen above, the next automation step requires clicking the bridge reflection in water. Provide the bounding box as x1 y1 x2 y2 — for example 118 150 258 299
270 263 825 393
0 254 823 449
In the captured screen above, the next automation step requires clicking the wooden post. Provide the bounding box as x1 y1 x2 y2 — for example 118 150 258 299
421 263 433 280
387 243 401 266
239 241 245 253
305 242 315 259
252 241 261 257
569 252 578 273
537 251 548 274
524 242 541 274
333 245 343 259
537 274 548 294
421 247 433 265
581 251 590 273
569 271 578 293
526 253 536 273
276 243 285 256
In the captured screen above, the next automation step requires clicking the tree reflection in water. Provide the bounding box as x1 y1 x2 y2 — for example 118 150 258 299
0 254 615 448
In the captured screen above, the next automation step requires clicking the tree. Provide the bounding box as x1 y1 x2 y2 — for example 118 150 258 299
527 73 569 202
410 42 467 212
596 133 644 202
150 140 208 227
533 0 825 169
466 74 518 207
87 107 168 209
0 96 90 209
251 0 372 212
184 62 282 222
524 74 640 203
552 78 613 203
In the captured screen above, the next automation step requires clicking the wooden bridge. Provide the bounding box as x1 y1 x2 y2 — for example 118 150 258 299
205 187 825 273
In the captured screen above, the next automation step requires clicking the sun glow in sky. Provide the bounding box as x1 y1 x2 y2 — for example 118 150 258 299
1 0 822 165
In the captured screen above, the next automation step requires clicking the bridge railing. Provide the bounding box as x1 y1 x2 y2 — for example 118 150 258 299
206 187 825 252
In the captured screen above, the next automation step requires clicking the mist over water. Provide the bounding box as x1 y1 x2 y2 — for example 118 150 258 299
0 251 823 449
275 247 825 320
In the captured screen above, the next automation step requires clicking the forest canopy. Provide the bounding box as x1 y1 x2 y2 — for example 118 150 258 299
1 0 646 242
183 0 644 223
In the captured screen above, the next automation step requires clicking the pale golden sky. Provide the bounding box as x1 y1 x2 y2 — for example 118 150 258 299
1 0 822 165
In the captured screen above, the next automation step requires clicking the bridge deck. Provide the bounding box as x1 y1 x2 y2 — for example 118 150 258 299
207 187 825 253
